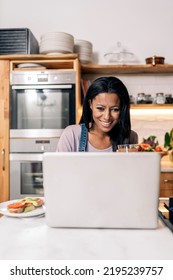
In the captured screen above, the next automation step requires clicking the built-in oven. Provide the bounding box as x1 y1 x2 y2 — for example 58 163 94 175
10 138 58 199
10 70 76 138
10 153 43 199
10 70 76 199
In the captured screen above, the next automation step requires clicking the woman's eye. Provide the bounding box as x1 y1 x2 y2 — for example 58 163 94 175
96 107 104 111
112 108 120 112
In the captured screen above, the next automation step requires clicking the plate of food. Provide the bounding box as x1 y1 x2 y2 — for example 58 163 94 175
0 197 45 218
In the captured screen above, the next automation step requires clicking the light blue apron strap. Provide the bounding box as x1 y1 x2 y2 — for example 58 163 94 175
79 123 88 152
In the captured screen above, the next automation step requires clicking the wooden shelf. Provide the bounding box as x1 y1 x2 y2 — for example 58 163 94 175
81 64 173 74
0 54 78 60
130 104 173 109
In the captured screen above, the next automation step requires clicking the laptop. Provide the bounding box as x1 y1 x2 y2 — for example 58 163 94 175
43 152 161 229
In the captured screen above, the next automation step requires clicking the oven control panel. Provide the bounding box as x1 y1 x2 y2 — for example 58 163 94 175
10 138 59 153
10 70 76 85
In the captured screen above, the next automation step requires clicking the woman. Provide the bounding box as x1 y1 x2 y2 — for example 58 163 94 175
56 76 138 152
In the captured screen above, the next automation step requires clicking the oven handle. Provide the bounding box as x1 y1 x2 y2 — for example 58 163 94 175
12 85 72 90
10 153 43 161
2 148 5 171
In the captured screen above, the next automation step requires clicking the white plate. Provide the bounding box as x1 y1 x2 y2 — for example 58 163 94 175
17 63 46 68
0 198 45 218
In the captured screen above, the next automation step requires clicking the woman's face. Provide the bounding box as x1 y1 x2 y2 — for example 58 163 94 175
89 92 121 133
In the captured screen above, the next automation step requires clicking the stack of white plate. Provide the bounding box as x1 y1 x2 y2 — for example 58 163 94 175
39 32 74 54
74 39 93 64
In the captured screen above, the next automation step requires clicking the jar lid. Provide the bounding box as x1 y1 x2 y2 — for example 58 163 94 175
165 94 172 97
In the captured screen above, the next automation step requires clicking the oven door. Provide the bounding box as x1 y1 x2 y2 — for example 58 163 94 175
10 84 75 138
10 153 43 200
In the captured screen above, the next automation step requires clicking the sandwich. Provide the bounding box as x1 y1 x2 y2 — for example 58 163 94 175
7 197 44 214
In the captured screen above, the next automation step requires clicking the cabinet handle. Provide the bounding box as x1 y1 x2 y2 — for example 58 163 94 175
2 149 5 171
163 179 173 183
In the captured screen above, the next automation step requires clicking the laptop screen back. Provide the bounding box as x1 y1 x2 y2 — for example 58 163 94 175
43 152 160 229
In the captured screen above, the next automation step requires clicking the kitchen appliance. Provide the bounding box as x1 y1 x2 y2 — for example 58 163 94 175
10 153 43 199
10 70 76 138
10 70 76 199
0 28 39 54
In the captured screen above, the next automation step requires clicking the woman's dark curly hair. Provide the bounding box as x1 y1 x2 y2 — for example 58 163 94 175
80 76 131 150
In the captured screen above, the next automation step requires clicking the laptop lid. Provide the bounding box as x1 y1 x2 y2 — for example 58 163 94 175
43 152 161 229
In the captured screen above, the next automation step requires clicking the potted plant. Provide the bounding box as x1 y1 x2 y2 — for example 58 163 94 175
164 128 173 161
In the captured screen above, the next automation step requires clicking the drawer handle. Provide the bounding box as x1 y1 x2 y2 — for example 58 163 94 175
2 148 5 171
163 179 173 183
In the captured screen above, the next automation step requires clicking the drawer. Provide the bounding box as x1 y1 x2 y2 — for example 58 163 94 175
160 172 173 197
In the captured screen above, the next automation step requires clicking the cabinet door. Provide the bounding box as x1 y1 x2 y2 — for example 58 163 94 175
0 60 10 203
160 172 173 197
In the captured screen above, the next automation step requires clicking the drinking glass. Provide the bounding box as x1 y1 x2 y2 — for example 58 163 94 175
117 144 139 152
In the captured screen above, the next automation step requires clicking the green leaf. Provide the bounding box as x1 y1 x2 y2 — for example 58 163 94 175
164 132 170 148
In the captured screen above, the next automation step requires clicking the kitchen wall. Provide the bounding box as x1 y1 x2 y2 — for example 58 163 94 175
0 0 173 145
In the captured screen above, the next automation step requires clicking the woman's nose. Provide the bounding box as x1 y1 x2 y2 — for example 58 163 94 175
104 109 111 119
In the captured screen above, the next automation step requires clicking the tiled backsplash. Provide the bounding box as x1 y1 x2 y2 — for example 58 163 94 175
117 73 173 101
122 73 173 146
131 112 173 146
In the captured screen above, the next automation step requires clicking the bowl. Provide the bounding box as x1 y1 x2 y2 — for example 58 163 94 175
145 56 165 66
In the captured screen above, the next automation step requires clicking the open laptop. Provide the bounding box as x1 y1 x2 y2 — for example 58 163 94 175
43 152 161 229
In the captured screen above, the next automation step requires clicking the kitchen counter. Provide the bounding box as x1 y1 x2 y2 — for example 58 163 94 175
0 215 173 260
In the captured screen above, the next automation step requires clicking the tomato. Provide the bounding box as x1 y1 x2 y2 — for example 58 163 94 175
7 202 25 209
140 143 151 149
37 198 43 204
154 145 163 152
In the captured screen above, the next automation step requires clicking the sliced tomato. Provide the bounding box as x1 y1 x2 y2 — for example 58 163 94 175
140 143 151 149
36 198 43 204
154 145 163 152
7 202 26 209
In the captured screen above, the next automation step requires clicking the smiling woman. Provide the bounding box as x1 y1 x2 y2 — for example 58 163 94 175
56 76 138 152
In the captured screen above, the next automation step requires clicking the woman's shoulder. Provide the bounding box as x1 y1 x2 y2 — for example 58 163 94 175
63 124 81 135
130 130 138 143
57 124 82 152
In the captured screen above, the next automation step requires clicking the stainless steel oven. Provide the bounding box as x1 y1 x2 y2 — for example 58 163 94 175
10 153 44 199
10 70 76 138
10 138 58 199
10 70 76 199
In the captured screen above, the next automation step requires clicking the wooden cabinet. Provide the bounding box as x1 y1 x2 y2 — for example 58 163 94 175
0 60 10 203
160 172 173 197
0 54 81 203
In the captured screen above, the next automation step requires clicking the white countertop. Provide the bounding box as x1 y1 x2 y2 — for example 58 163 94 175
0 215 173 260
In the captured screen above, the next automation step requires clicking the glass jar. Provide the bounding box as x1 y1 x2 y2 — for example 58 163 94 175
129 95 135 104
155 92 165 104
145 94 153 104
165 94 173 104
136 93 146 104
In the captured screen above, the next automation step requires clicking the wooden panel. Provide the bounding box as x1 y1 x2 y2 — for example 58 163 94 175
160 172 173 197
10 59 77 71
81 63 173 74
0 60 10 203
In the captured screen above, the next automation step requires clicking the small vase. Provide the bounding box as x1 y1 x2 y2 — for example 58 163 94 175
169 150 173 162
